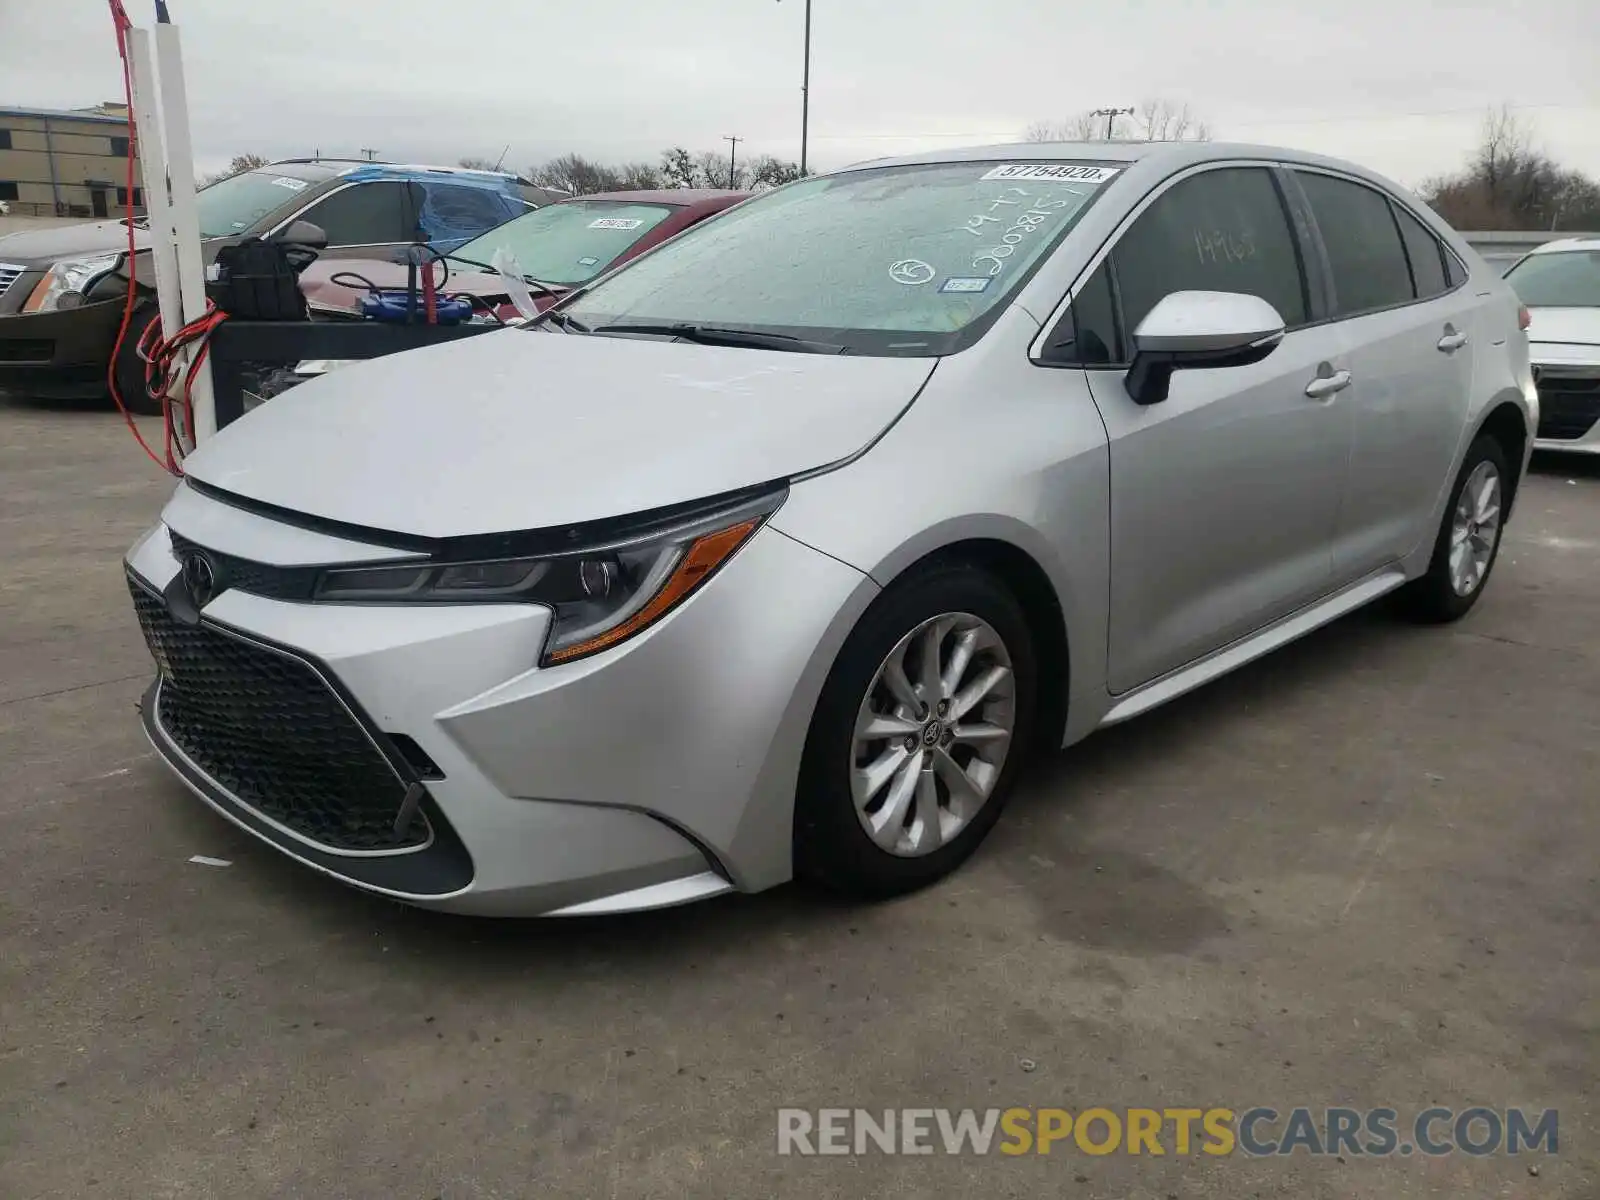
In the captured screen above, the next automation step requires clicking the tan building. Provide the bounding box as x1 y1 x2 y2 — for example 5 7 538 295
0 102 144 218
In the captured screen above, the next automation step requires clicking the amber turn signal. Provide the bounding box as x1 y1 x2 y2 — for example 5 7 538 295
543 519 759 664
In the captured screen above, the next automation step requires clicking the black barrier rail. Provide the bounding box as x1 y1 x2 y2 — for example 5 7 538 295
206 319 500 431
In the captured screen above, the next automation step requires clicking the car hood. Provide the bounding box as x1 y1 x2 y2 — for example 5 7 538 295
0 219 150 264
1526 307 1600 349
182 328 935 539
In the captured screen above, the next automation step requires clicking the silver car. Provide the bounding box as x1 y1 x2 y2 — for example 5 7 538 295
125 142 1537 916
1501 236 1600 454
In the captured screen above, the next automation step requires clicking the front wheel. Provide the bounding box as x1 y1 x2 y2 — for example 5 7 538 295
794 562 1037 898
1397 435 1510 623
111 303 163 417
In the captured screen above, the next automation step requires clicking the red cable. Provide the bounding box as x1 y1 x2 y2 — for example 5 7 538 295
106 0 182 475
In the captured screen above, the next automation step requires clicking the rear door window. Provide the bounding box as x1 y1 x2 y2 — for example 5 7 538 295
1392 203 1449 299
1295 171 1414 316
1113 166 1309 334
416 182 517 244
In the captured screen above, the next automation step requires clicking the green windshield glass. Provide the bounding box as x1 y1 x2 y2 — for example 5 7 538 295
450 201 676 285
195 170 316 237
560 160 1116 356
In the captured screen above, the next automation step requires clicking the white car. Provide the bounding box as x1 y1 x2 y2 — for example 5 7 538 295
1503 236 1600 454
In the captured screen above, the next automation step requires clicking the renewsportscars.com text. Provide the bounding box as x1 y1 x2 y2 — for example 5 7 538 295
776 1106 1558 1158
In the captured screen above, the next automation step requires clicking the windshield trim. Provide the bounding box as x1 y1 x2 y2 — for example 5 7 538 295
548 158 1122 358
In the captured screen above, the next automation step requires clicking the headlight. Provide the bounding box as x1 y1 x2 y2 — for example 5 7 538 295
23 253 123 313
314 490 782 665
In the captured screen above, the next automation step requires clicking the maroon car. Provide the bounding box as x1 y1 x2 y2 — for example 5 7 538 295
298 189 747 319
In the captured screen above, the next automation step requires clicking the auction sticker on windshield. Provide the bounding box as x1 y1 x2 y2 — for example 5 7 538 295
590 218 645 230
980 164 1120 184
269 177 310 191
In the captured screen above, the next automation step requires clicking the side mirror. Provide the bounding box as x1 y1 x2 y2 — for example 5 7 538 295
1124 290 1285 406
272 219 328 251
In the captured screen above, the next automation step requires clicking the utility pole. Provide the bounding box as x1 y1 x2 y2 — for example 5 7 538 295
359 147 379 162
777 0 812 176
1089 106 1134 140
722 135 744 188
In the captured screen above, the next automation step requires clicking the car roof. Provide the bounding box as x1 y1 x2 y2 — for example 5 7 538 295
840 139 1408 184
1528 236 1600 255
571 189 749 206
261 159 523 186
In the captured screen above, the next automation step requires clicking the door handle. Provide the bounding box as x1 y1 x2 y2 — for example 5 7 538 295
1437 330 1469 353
1304 368 1352 399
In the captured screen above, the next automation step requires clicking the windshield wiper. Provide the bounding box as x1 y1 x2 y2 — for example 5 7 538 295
591 323 846 354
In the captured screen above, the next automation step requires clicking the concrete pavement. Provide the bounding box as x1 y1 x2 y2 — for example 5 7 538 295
1 395 1595 1198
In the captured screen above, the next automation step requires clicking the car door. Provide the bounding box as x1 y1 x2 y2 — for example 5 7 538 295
1289 170 1475 579
1041 164 1355 694
289 180 420 260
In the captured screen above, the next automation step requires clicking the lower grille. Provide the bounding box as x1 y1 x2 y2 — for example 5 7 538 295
130 576 429 852
1535 372 1600 441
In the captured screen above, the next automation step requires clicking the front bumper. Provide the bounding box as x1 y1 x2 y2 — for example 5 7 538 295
0 297 125 397
125 489 875 915
1531 355 1600 455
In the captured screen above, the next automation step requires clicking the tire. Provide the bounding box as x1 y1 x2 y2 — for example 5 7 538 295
794 561 1038 898
111 303 163 417
1397 434 1510 623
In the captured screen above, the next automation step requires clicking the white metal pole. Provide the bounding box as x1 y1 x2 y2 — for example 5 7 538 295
126 29 183 374
153 20 216 441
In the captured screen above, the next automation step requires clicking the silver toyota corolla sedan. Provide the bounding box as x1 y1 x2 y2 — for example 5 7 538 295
126 141 1537 916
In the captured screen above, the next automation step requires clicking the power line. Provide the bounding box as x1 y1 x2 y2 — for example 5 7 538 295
805 102 1598 142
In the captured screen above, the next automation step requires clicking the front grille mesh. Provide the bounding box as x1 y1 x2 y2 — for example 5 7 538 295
130 577 428 852
1536 373 1600 441
0 263 24 299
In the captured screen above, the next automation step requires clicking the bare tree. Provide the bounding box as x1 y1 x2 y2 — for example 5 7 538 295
1421 106 1600 231
528 153 622 196
746 155 804 190
457 156 500 171
659 147 700 189
1025 113 1102 142
693 149 750 190
198 152 270 187
1134 98 1211 142
1026 99 1211 143
615 161 663 190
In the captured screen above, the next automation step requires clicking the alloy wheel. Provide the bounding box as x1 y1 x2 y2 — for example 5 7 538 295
1449 460 1502 597
849 612 1015 858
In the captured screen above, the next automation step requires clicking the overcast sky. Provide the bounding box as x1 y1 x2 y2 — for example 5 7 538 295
2 0 1597 188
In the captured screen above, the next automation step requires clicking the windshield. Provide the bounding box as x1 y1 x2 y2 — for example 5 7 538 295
450 201 676 286
559 160 1117 356
195 169 320 237
1505 249 1600 308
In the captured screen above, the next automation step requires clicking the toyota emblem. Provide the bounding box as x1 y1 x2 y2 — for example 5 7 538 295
181 550 219 608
